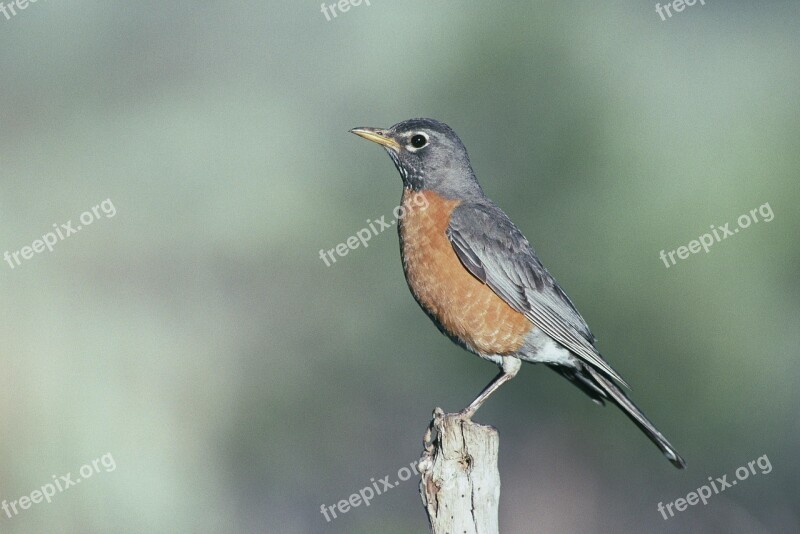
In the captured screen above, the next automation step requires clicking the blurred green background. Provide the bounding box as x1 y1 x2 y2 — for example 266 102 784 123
1 1 798 533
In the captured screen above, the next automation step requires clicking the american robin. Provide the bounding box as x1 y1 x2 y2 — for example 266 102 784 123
351 118 686 468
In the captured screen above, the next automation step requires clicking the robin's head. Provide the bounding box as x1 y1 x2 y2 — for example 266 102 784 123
351 118 484 199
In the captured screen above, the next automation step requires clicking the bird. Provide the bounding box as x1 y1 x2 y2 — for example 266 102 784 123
350 118 686 469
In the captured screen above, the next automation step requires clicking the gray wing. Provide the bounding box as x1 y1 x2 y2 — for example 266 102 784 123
447 201 628 387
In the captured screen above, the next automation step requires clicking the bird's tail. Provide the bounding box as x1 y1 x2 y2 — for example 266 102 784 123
583 364 687 469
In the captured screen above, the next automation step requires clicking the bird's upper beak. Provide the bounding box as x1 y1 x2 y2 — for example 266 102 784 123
350 127 401 151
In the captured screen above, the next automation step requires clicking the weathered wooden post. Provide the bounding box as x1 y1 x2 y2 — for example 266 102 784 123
418 408 501 533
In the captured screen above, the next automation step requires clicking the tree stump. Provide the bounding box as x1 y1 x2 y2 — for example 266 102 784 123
418 408 501 534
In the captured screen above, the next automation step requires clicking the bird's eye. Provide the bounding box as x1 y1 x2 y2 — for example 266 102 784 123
410 134 428 149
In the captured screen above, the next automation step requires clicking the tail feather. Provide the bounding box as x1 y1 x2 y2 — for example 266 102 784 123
582 364 687 469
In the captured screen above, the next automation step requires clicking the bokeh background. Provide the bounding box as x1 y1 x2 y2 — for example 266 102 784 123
1 1 798 533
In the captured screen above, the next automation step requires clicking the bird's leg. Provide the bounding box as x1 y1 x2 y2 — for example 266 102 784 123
457 357 521 419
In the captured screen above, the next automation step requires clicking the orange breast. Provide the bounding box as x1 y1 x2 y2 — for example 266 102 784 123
398 189 531 355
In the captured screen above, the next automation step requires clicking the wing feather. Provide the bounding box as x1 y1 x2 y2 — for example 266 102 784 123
447 202 628 387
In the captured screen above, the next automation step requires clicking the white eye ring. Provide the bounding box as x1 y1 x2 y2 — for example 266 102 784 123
407 133 428 151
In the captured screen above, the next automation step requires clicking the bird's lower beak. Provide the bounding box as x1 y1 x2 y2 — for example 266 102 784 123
350 127 401 150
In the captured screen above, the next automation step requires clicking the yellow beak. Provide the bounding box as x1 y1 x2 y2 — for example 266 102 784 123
350 127 401 150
